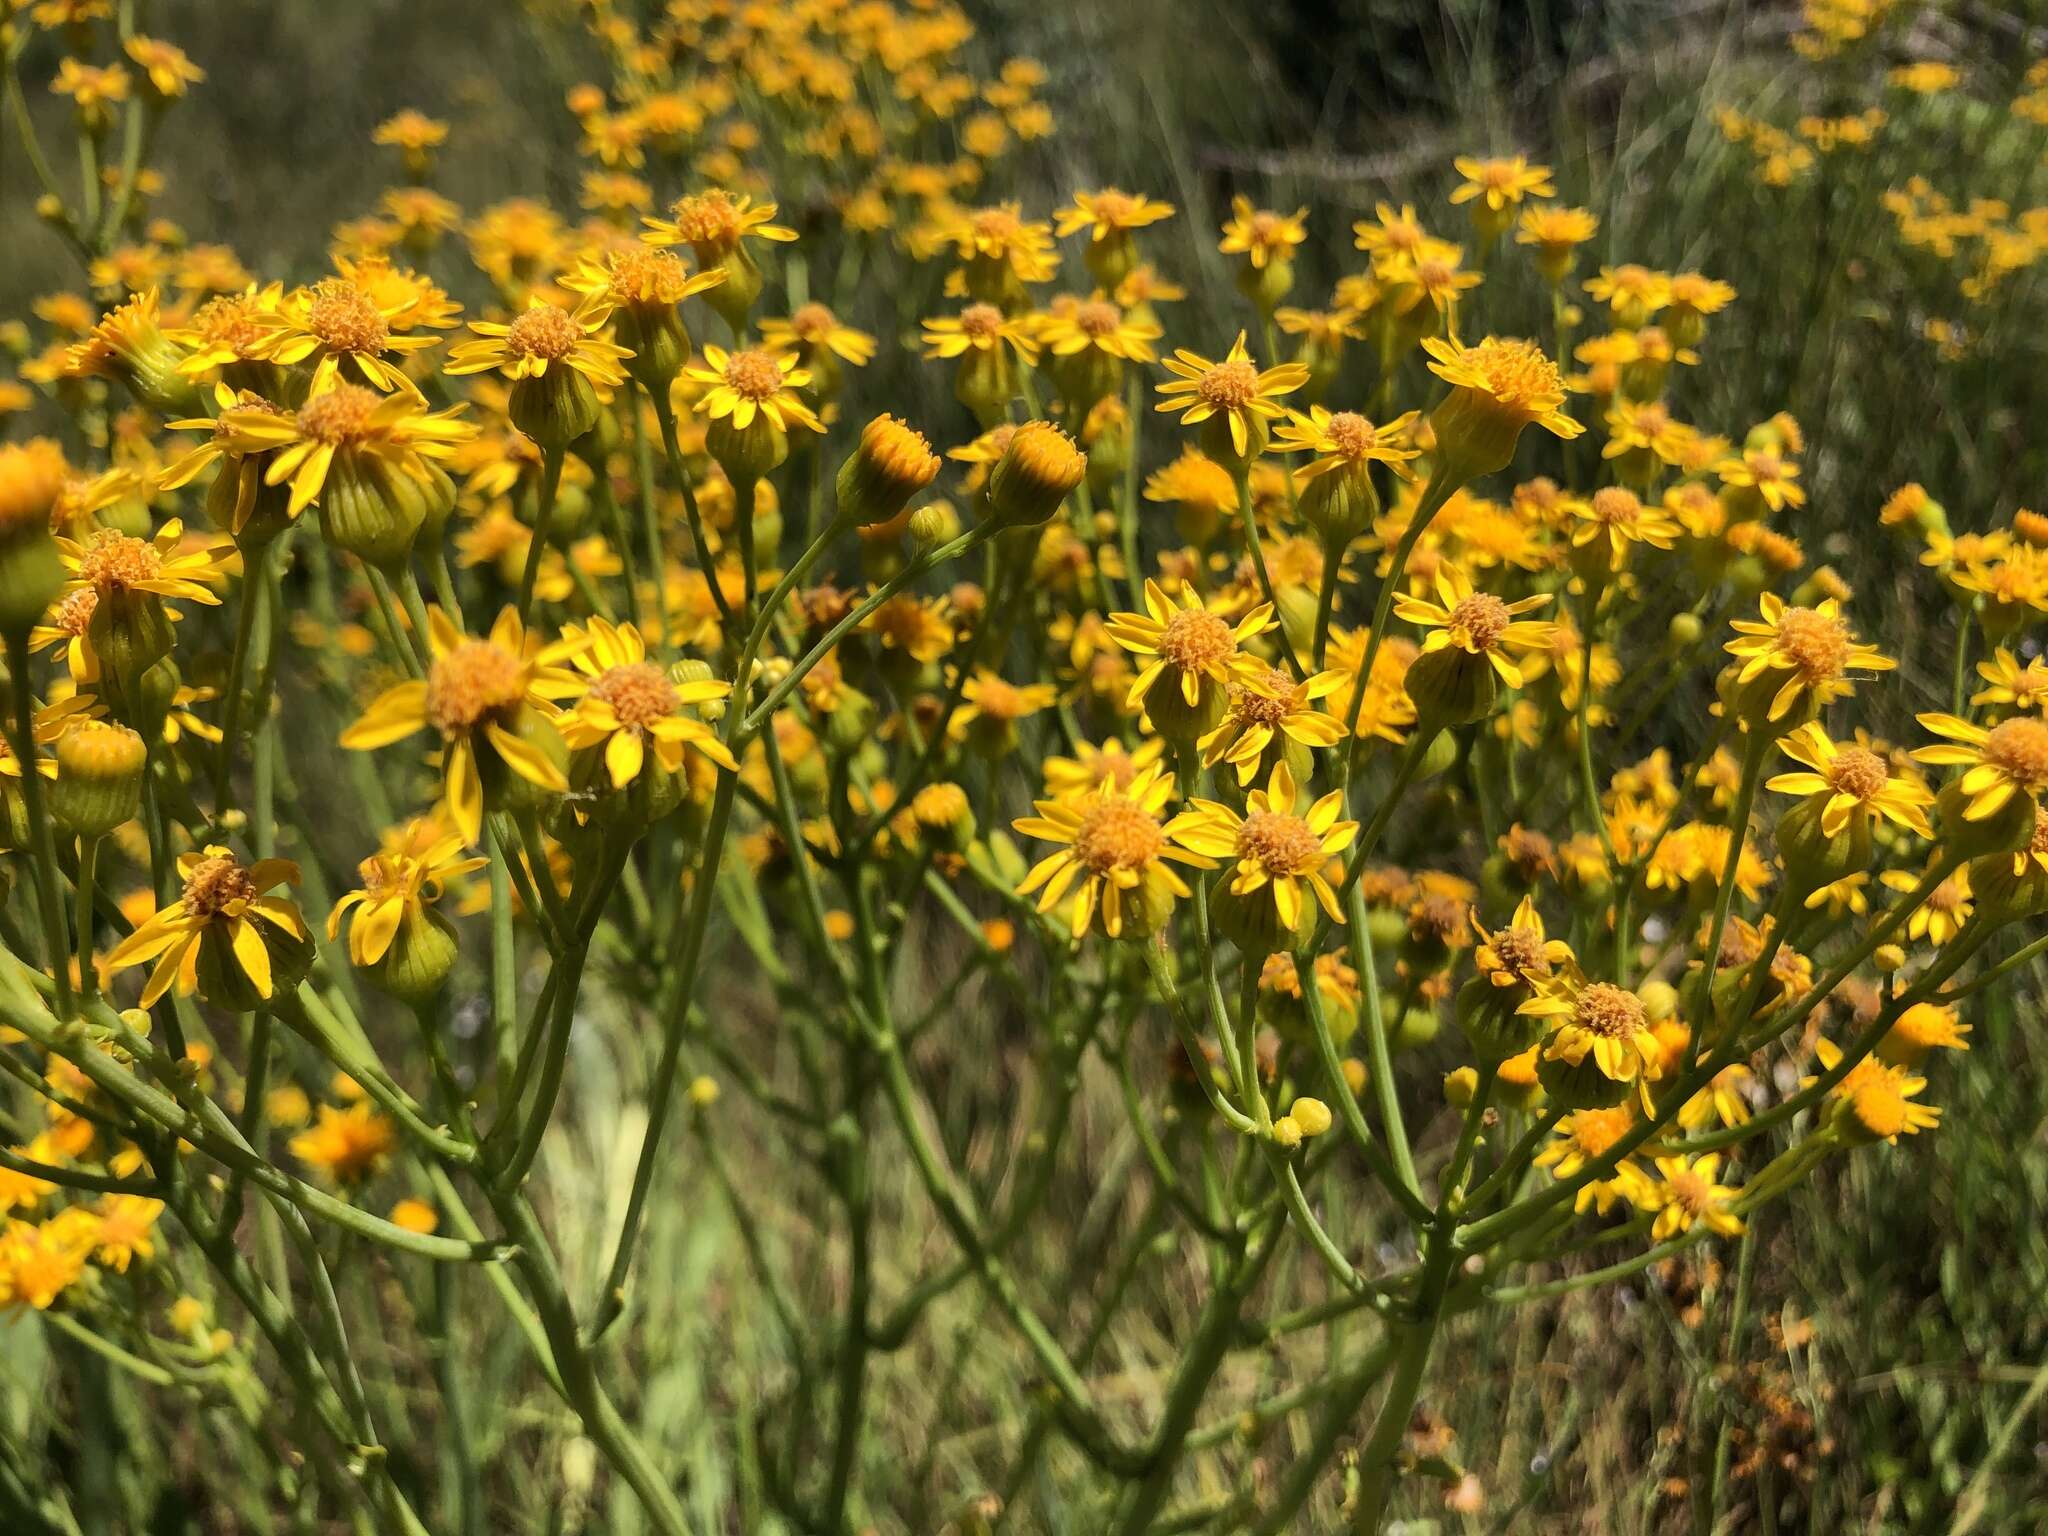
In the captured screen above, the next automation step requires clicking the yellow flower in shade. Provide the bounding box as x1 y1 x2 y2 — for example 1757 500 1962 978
1879 862 1972 944
1679 1064 1755 1132
1878 1000 1970 1067
1218 197 1309 270
209 382 474 520
1646 1154 1744 1240
1471 895 1574 994
1716 447 1805 512
1034 297 1162 363
1325 627 1420 745
1539 980 1661 1086
58 519 234 609
1566 487 1681 573
1040 736 1167 796
1198 664 1349 785
641 189 796 259
1353 202 1431 260
759 303 878 368
1803 1038 1941 1144
1912 713 2048 822
922 304 1040 364
1055 188 1175 242
952 669 1057 737
103 846 308 1008
555 619 737 788
0 1217 92 1310
123 36 202 99
1451 155 1555 212
1107 579 1275 717
1154 332 1309 458
1584 264 1673 325
88 1193 165 1272
340 607 584 844
1421 334 1583 476
1375 241 1483 317
253 277 442 395
1766 722 1935 837
1012 765 1215 939
1514 205 1599 281
444 295 631 386
328 822 487 967
288 1102 397 1184
1532 1104 1648 1214
1178 762 1359 930
1724 595 1895 723
682 346 824 434
1393 565 1554 688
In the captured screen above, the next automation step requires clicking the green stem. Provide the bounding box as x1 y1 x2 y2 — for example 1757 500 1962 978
517 451 566 621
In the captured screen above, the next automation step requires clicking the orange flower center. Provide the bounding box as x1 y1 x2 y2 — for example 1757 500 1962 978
53 587 96 635
606 246 688 306
1826 747 1889 800
1071 798 1165 874
505 306 582 361
1773 606 1851 683
1091 190 1134 222
1848 1074 1908 1139
791 302 837 341
1197 359 1260 410
971 207 1021 244
1230 670 1297 729
305 282 389 356
723 349 784 401
426 639 527 733
1665 1168 1712 1215
1574 982 1645 1039
1488 924 1547 978
296 385 382 446
1984 717 2048 789
669 191 742 247
192 294 267 354
1928 877 1966 915
78 530 162 595
588 661 679 730
1249 211 1282 243
959 303 1005 341
182 853 256 919
1156 607 1235 675
970 676 1030 720
1590 486 1642 526
1322 411 1378 458
1075 300 1122 339
1568 1104 1634 1156
1236 809 1324 877
1465 338 1562 409
1448 592 1511 651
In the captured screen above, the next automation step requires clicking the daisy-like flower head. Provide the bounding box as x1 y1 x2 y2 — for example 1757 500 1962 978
682 345 823 434
103 846 308 1008
1035 296 1161 363
1471 895 1574 994
1767 722 1934 838
1155 331 1309 460
209 381 475 520
339 607 585 844
253 277 440 396
1913 712 2048 822
563 242 726 313
1514 205 1599 282
922 303 1040 363
58 519 233 610
1647 1153 1744 1240
556 618 738 789
1724 594 1895 726
760 303 877 368
1451 155 1555 213
288 1102 397 1184
1197 664 1348 785
1275 406 1420 483
328 820 487 967
1178 761 1359 935
1012 764 1215 939
1566 486 1682 575
1218 197 1309 270
1803 1038 1942 1145
1422 334 1583 478
167 283 287 382
1353 202 1432 260
445 294 631 387
1532 1104 1650 1214
1878 999 1970 1068
1541 979 1661 1087
1055 188 1175 243
1394 564 1554 688
1716 446 1804 514
1107 578 1275 732
1584 264 1673 326
642 189 796 261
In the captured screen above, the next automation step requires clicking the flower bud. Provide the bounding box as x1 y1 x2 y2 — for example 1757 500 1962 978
1404 645 1497 731
909 499 961 555
986 422 1087 529
1776 793 1872 897
1443 1065 1479 1107
1271 1114 1304 1149
1455 976 1545 1064
363 905 460 1002
705 413 789 485
836 415 941 531
51 721 147 837
509 369 602 454
1290 1095 1333 1136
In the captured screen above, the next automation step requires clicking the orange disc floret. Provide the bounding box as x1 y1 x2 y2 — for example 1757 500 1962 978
425 639 529 735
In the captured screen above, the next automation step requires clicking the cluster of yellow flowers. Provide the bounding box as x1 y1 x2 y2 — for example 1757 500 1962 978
0 0 2043 1529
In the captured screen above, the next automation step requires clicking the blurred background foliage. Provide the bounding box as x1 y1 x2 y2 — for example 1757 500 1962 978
4 1 2048 1531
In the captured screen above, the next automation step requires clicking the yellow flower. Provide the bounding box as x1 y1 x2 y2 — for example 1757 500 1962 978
1353 202 1431 260
1973 648 2048 713
328 821 487 967
1107 579 1275 716
1913 713 2048 822
340 607 584 844
1878 1000 1970 1067
446 294 630 387
1198 664 1349 784
1178 762 1359 930
1218 197 1309 270
1422 334 1583 475
1034 297 1161 363
555 618 738 788
288 1102 396 1184
209 382 475 520
103 846 308 1008
58 518 234 609
50 59 130 128
1766 722 1934 837
1274 406 1419 482
760 303 877 367
252 277 443 395
0 1216 93 1310
1646 1154 1744 1240
682 346 823 434
1803 1038 1941 1144
1514 205 1599 280
1724 595 1895 723
922 303 1040 364
1539 980 1661 1086
1679 1065 1755 1131
1154 331 1309 458
1471 894 1574 994
1012 765 1214 939
1055 188 1175 242
1393 564 1554 688
1450 155 1555 212
89 1193 165 1272
122 37 203 99
1532 1104 1649 1214
642 189 796 259
1716 446 1805 512
951 669 1057 736
1879 862 1973 944
1584 264 1673 325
